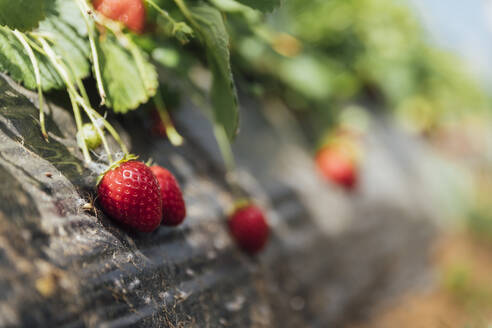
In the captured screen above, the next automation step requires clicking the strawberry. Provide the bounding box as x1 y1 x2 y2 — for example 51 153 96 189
93 0 146 34
228 203 269 254
316 146 358 190
150 166 186 226
151 109 168 138
97 160 162 232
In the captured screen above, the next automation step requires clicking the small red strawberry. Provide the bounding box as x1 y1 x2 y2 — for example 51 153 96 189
151 109 168 138
228 202 269 254
150 166 186 226
316 146 358 190
93 0 146 34
98 160 162 232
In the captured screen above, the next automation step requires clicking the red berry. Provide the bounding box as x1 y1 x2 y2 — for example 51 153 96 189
151 109 168 138
316 147 358 190
93 0 146 34
98 160 162 232
228 204 269 254
150 166 186 226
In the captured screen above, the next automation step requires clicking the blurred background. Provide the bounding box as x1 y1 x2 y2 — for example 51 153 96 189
226 0 492 326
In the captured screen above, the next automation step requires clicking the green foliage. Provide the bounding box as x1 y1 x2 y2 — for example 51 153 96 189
0 26 63 91
39 14 90 82
234 0 281 13
190 4 239 140
229 0 490 139
0 0 51 31
97 34 158 113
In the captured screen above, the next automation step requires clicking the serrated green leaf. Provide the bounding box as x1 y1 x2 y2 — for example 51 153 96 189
97 34 158 113
190 4 239 140
38 13 90 81
0 26 63 91
49 0 87 36
0 0 52 32
234 0 280 12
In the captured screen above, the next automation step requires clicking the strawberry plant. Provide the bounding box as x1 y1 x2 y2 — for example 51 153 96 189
0 0 282 165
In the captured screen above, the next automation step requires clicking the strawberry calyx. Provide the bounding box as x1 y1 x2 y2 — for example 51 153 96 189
96 153 139 185
228 198 252 219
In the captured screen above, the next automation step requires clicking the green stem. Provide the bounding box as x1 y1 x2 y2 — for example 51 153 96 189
79 99 113 163
84 105 129 155
69 92 91 162
69 65 128 155
75 0 107 105
213 124 235 173
153 90 184 146
25 36 47 55
145 0 179 25
13 30 48 141
173 0 196 25
36 37 93 162
36 36 118 163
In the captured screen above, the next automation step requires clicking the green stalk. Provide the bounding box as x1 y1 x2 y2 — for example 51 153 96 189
25 36 47 55
154 90 183 146
213 124 235 173
70 69 129 155
75 0 107 105
36 37 92 162
78 99 113 163
172 0 196 25
36 36 116 163
74 70 90 105
145 0 179 26
69 92 91 162
145 0 193 43
84 106 129 154
13 30 48 141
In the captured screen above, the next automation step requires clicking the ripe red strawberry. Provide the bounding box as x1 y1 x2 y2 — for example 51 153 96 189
93 0 146 34
98 160 162 232
228 203 269 254
150 166 186 226
316 146 358 190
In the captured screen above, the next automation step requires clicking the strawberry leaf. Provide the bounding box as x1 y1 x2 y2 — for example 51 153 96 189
0 0 52 32
190 4 239 141
0 0 89 92
0 26 63 91
233 0 280 12
96 34 158 113
39 0 90 81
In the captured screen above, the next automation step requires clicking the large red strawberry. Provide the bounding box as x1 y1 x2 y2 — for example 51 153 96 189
150 166 186 226
98 160 162 232
228 203 269 254
93 0 146 34
316 146 358 190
